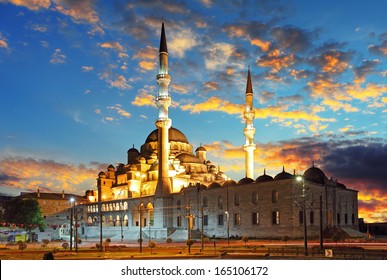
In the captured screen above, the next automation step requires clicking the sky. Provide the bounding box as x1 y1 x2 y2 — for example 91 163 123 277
0 0 386 223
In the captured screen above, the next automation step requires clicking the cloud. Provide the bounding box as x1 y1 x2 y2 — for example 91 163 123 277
53 0 100 24
109 75 132 90
257 49 295 72
251 38 271 52
133 46 158 60
311 50 351 74
368 40 387 56
82 66 93 72
138 60 157 71
132 86 156 107
50 48 66 64
5 0 51 10
0 156 105 194
99 41 125 52
353 59 380 84
270 25 315 53
202 81 219 92
171 84 190 95
0 33 9 50
107 104 131 118
205 42 239 71
169 27 199 58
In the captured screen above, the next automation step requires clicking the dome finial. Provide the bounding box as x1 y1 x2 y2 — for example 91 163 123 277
264 168 266 175
282 166 285 172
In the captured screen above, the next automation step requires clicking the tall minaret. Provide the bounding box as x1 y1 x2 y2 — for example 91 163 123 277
155 20 172 198
243 67 256 179
153 21 173 232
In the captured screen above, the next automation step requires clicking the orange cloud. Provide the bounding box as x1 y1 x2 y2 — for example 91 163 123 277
171 84 190 95
203 81 219 91
132 87 156 107
6 0 50 10
257 49 294 72
99 41 125 52
0 157 103 194
132 46 158 60
54 0 100 24
110 75 131 90
321 52 349 73
107 104 131 118
138 60 156 71
251 38 271 52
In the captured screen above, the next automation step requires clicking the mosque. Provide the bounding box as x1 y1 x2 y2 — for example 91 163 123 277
82 22 359 241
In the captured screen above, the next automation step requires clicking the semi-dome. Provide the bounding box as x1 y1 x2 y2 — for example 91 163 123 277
255 169 274 183
107 164 115 171
145 127 189 144
98 171 106 178
176 153 202 164
303 166 327 185
274 167 293 180
238 177 255 185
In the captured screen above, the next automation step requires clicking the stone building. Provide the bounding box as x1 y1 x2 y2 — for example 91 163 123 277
82 21 359 241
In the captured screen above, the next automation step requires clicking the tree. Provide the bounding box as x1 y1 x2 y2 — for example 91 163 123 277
62 242 69 250
3 197 46 235
186 239 194 254
148 241 156 254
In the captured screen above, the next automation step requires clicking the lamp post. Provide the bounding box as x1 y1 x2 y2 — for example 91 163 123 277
225 211 230 245
74 201 78 253
69 198 74 251
119 190 124 242
296 176 308 256
139 183 143 253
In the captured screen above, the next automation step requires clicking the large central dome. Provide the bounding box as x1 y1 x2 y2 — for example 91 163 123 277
145 127 189 144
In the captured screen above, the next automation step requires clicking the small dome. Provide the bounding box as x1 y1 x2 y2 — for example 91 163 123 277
176 153 202 164
98 171 106 178
195 146 206 152
238 177 255 185
255 169 274 183
145 127 189 144
208 182 222 189
303 166 327 185
274 167 293 180
222 180 236 187
107 164 115 171
127 147 139 154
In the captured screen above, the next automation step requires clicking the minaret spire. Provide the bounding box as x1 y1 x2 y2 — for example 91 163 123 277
243 67 256 179
155 21 172 198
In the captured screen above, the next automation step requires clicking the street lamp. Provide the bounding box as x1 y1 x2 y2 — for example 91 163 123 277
225 211 230 245
119 190 124 242
296 176 308 256
69 197 74 251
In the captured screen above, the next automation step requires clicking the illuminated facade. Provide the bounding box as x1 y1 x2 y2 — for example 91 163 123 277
81 22 360 241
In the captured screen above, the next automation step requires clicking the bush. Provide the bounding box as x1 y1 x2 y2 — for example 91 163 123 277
62 242 69 250
148 241 156 254
242 236 249 247
42 252 54 260
166 237 173 243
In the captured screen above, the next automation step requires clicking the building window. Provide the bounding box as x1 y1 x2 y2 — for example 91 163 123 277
234 193 240 206
177 216 182 227
310 211 314 225
337 213 341 224
234 213 241 226
218 214 224 226
203 196 208 207
272 211 280 225
177 200 181 211
344 213 348 224
351 214 355 224
252 212 259 225
299 210 304 224
252 192 258 204
218 196 223 209
272 190 279 203
203 215 208 226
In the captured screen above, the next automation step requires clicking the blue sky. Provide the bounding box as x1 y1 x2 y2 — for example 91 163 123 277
0 0 386 222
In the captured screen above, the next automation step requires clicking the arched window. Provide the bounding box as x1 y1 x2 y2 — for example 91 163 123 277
218 196 223 209
252 192 259 204
234 193 240 206
203 196 208 207
177 200 181 211
272 190 279 203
